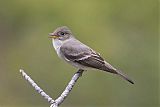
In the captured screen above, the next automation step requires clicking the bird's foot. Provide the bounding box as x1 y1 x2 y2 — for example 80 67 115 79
76 69 84 77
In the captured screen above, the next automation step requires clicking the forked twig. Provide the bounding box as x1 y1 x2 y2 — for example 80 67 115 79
20 69 84 107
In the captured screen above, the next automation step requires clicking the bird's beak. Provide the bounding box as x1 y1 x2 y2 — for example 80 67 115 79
49 33 59 39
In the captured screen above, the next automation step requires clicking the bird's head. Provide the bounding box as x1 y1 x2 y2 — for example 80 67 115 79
49 26 73 41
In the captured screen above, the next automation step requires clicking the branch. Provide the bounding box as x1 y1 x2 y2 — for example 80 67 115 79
19 69 84 107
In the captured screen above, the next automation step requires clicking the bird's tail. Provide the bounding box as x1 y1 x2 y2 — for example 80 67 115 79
115 69 134 84
103 67 134 84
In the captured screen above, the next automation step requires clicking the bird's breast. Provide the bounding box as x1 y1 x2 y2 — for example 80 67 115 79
52 39 63 56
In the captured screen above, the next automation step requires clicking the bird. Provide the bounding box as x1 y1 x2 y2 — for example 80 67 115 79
49 26 134 84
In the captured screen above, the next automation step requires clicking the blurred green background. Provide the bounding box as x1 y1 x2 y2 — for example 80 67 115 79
0 0 158 107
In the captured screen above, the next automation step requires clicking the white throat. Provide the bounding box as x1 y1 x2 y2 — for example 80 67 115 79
52 39 63 51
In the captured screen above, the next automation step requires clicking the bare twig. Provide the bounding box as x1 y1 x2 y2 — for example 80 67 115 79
20 69 84 107
20 69 55 104
53 69 84 106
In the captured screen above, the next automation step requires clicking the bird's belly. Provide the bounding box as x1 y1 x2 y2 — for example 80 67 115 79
67 60 93 70
57 52 89 70
58 51 92 70
53 39 92 70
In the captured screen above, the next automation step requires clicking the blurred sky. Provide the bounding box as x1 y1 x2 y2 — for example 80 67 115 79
0 0 159 107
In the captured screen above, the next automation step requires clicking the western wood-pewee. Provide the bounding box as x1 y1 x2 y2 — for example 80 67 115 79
49 26 134 84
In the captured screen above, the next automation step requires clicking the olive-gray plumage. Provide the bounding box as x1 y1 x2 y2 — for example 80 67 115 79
49 26 134 84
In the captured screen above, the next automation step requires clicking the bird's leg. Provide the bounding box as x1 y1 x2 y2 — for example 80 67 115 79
76 69 84 77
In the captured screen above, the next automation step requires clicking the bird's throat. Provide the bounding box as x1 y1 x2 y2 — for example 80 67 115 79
52 39 63 51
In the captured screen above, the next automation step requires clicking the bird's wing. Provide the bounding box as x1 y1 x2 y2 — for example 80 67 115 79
60 40 115 71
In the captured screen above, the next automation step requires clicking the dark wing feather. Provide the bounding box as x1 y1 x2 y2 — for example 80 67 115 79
74 54 106 69
60 40 115 71
60 40 134 84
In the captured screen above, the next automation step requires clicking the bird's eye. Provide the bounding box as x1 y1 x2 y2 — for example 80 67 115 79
59 32 65 36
